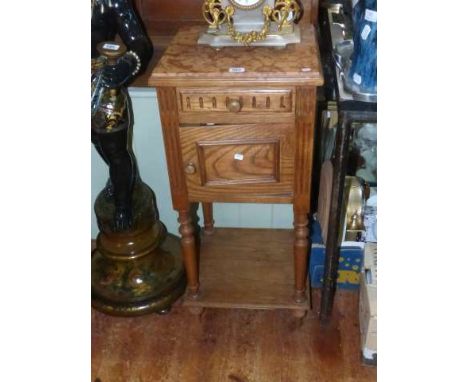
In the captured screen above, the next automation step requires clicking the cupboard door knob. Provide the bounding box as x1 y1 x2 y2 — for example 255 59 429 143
227 98 242 113
184 163 197 174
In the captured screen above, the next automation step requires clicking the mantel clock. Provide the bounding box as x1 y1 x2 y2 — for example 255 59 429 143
199 0 303 46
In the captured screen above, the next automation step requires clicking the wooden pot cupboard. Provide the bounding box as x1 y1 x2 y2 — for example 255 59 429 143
149 26 323 316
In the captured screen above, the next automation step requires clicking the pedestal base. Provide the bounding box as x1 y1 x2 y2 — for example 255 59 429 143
92 227 186 316
92 181 186 316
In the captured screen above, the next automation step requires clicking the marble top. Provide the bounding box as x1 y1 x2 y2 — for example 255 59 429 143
149 25 324 87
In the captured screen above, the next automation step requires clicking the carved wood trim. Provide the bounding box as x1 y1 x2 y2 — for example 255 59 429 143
156 87 188 210
293 86 316 214
177 88 294 114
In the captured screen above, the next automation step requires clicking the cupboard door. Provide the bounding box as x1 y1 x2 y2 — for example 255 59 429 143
179 123 295 203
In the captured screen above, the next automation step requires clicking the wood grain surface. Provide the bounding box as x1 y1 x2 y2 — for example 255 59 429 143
182 228 309 310
92 289 376 382
157 87 190 210
152 26 323 312
149 26 323 88
196 139 279 185
180 124 295 202
130 0 320 87
317 160 334 244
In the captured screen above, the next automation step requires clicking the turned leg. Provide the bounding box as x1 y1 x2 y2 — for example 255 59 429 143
292 309 308 319
188 306 204 316
202 203 215 235
178 210 200 299
293 213 309 304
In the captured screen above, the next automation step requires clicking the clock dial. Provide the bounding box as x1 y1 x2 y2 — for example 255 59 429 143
228 0 266 10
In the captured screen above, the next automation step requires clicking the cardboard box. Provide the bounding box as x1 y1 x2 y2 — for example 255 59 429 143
309 219 364 290
359 243 377 364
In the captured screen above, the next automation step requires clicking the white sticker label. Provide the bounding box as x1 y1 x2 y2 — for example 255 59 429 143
234 153 244 161
102 43 120 51
353 73 362 85
229 67 245 73
361 24 371 40
301 67 312 72
364 9 377 23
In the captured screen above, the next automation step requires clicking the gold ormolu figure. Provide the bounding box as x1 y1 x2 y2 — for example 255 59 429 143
200 0 303 45
271 0 302 32
203 0 227 29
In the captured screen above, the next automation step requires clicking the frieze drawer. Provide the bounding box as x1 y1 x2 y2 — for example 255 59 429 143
177 88 294 114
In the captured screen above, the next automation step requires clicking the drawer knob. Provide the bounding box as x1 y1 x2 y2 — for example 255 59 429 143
227 98 242 113
184 163 197 175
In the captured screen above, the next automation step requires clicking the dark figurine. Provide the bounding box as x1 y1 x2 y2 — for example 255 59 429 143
91 0 186 316
91 0 153 231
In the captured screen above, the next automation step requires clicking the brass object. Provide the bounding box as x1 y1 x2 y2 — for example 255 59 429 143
227 98 242 112
184 163 197 174
91 83 127 132
346 177 364 230
225 4 272 45
97 41 127 65
203 0 228 30
342 176 365 241
92 42 128 131
200 0 302 46
91 56 106 73
271 0 301 32
228 0 266 10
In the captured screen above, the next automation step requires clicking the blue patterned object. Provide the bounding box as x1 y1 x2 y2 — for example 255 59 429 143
348 0 377 94
309 220 364 290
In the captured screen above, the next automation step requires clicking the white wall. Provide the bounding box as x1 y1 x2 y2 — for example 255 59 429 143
91 87 294 238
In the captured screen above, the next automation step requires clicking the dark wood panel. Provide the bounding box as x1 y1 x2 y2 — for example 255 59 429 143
137 0 316 36
140 0 206 35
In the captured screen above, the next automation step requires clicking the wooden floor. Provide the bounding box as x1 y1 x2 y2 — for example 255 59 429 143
92 289 376 382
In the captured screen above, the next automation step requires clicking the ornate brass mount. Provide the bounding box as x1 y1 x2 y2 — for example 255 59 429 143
271 0 302 32
226 4 272 45
203 0 228 29
201 0 302 46
92 41 128 131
